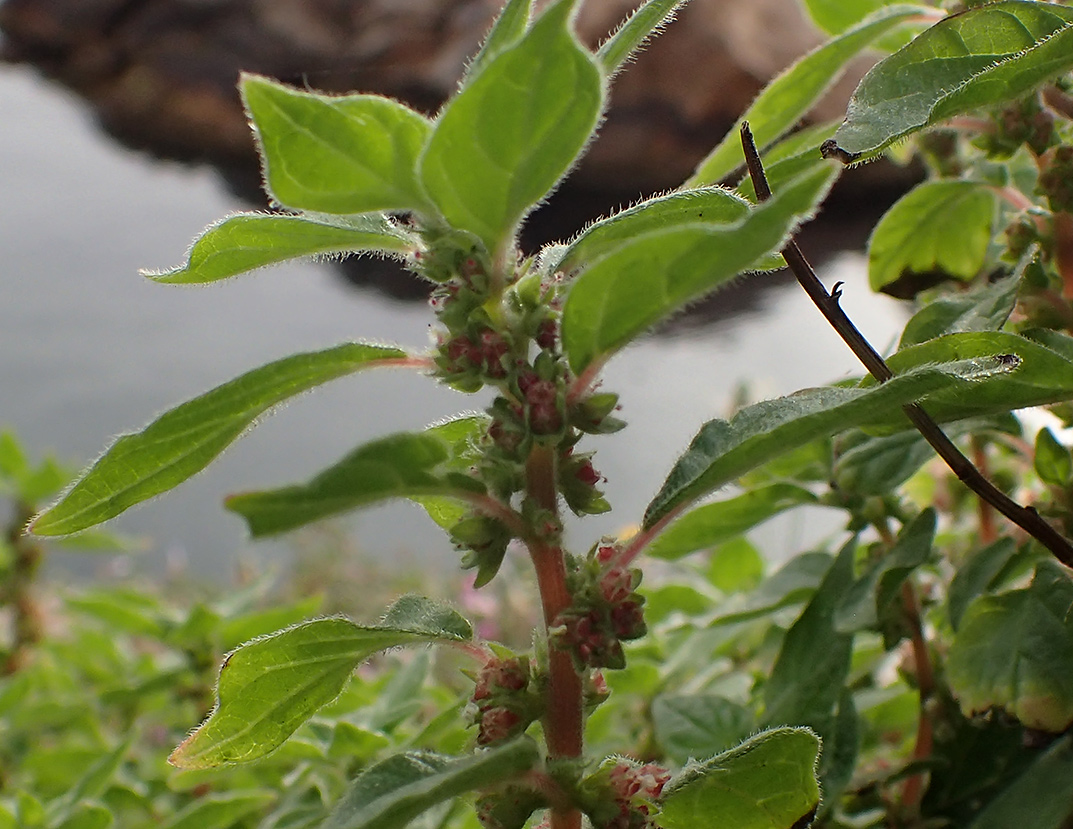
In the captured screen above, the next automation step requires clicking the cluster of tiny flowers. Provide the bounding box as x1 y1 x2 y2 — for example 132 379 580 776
600 762 672 829
469 656 543 746
552 545 647 669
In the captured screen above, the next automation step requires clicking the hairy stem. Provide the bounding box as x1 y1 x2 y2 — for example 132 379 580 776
525 444 583 829
741 122 1073 568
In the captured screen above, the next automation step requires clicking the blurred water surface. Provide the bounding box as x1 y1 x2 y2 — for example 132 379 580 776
0 65 908 578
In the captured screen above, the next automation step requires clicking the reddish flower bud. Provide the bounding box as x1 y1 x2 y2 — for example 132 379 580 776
611 601 646 640
478 706 524 745
599 567 634 604
596 545 618 565
575 460 602 487
536 318 558 350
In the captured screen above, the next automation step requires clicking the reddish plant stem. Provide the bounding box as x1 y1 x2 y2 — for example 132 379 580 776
525 444 583 829
973 438 998 545
899 580 936 811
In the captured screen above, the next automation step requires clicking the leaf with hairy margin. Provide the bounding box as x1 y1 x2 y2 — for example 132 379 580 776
688 4 927 186
825 1 1073 161
147 213 415 284
31 343 409 536
225 419 488 538
169 595 471 768
658 727 821 829
562 164 837 374
644 356 1017 528
321 738 540 829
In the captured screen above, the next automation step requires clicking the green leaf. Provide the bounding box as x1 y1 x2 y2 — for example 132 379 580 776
159 792 276 829
409 415 490 529
646 484 818 561
652 694 755 765
709 552 833 627
834 509 935 633
707 538 766 594
866 331 1073 430
225 419 487 538
643 356 1016 528
967 735 1073 829
147 213 415 285
321 738 541 829
241 74 434 215
563 164 838 374
687 5 926 186
763 540 855 729
30 343 408 536
899 269 1020 347
867 181 996 296
464 0 532 83
947 537 1020 632
659 727 821 829
54 806 111 829
948 562 1073 732
825 1 1073 161
0 430 28 483
1035 427 1073 487
552 187 753 275
596 0 687 75
169 595 472 768
47 737 132 822
420 0 604 255
817 691 859 819
803 0 893 34
832 416 1013 496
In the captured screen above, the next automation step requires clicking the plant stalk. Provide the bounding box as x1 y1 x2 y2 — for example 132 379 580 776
525 444 583 829
740 122 1073 568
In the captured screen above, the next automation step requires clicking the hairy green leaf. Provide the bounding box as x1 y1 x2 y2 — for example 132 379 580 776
652 695 755 765
242 74 433 215
834 509 935 632
563 164 837 374
644 357 1015 527
832 416 1014 496
647 484 818 561
826 1 1073 161
147 213 414 285
687 5 925 186
597 0 687 75
552 187 752 275
464 0 533 82
764 540 855 729
420 0 603 255
169 595 471 768
867 181 996 296
900 270 1020 347
659 727 821 829
322 738 540 829
30 343 409 536
866 331 1073 430
948 562 1073 732
225 418 487 537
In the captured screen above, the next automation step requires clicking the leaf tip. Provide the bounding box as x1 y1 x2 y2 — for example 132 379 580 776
819 138 860 165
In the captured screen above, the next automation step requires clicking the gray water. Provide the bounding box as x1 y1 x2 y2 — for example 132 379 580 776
0 65 907 577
